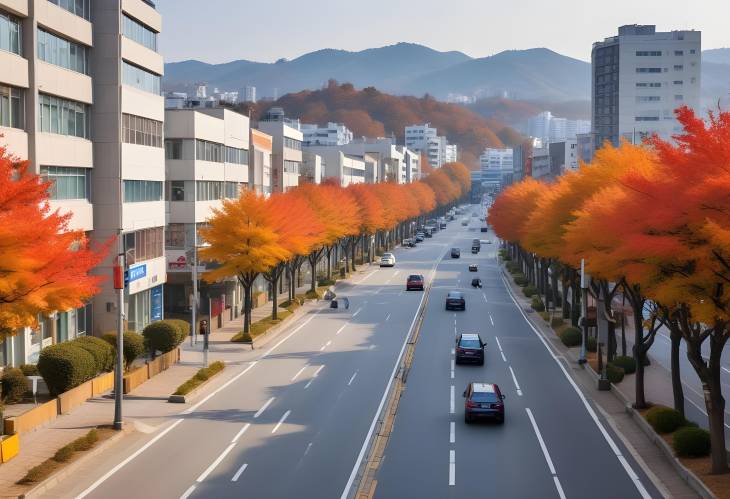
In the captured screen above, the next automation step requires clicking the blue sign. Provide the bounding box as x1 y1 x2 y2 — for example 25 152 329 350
127 264 147 283
150 286 163 322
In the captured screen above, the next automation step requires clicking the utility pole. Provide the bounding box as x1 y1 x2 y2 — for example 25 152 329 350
112 253 125 430
578 258 588 365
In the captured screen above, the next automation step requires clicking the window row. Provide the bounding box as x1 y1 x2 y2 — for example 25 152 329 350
122 61 160 95
123 180 163 203
0 85 23 129
636 51 661 56
123 114 163 148
0 10 21 55
47 0 91 20
283 137 302 150
636 82 661 88
39 93 89 138
196 139 224 162
283 160 300 174
40 166 89 200
169 180 242 202
226 146 248 165
636 96 660 102
636 67 662 73
123 14 158 52
38 28 89 75
124 226 163 265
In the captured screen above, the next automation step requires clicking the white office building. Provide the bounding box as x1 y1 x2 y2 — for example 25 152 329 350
527 111 590 144
301 122 353 147
480 148 513 188
405 123 456 169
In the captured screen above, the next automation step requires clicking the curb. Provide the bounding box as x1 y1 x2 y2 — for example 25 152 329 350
168 368 226 404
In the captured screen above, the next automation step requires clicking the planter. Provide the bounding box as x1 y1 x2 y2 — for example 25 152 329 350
4 399 58 435
58 380 93 414
0 433 19 462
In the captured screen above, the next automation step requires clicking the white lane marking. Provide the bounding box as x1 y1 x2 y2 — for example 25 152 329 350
509 366 523 396
76 418 184 499
304 442 313 456
181 361 257 415
336 324 347 335
500 351 507 362
449 422 455 443
451 359 455 371
356 270 376 284
262 308 323 359
231 463 248 482
554 477 567 499
450 385 455 414
305 365 325 389
449 450 456 486
353 307 362 317
231 423 250 443
451 348 455 355
291 365 308 382
495 337 503 352
348 371 358 386
320 340 332 351
526 408 556 475
196 443 236 482
179 485 196 499
385 313 391 322
502 273 652 499
254 397 275 418
385 278 392 284
489 314 495 326
482 292 488 303
272 410 291 434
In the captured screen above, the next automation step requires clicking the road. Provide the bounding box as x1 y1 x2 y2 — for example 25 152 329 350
373 207 660 499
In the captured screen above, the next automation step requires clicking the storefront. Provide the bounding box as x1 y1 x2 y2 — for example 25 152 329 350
125 257 167 332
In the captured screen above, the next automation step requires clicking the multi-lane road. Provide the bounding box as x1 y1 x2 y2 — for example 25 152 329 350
50 205 661 499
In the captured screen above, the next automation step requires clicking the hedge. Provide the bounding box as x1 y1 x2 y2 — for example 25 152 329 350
143 320 185 356
20 364 39 376
605 363 625 384
559 327 582 347
673 427 711 457
165 319 191 344
38 343 97 395
612 355 636 375
1 368 28 403
531 296 545 312
646 405 686 434
514 275 528 287
102 331 146 370
73 336 114 373
173 361 225 396
523 285 538 298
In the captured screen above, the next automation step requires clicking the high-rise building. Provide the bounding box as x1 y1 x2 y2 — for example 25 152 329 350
404 123 456 169
592 24 701 150
527 111 590 144
258 108 302 192
301 122 353 146
244 85 256 103
479 148 513 189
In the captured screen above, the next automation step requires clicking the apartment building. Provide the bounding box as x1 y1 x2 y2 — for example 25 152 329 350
592 24 701 150
479 148 513 189
250 128 272 195
400 146 421 183
301 151 323 184
258 107 302 192
548 139 579 175
302 146 366 186
527 111 590 145
301 122 353 147
163 107 249 323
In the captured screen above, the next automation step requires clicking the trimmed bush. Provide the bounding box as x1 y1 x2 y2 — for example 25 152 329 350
173 361 225 396
73 336 114 373
20 364 39 376
646 405 686 434
165 319 191 344
1 368 28 403
513 274 528 287
559 327 582 347
38 343 96 395
531 296 545 312
143 321 182 356
586 336 597 352
673 427 711 457
523 285 538 298
605 363 625 384
53 444 74 463
102 331 146 370
612 355 637 375
551 317 565 328
539 311 550 322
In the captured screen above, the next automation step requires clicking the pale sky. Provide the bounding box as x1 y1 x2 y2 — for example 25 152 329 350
156 0 729 64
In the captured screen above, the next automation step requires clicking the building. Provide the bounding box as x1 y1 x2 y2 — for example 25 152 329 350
576 132 594 164
443 143 458 163
257 107 302 192
548 139 579 176
340 138 405 183
404 123 456 169
250 128 272 195
531 147 551 180
592 24 701 150
244 85 256 103
479 148 513 189
527 111 590 144
301 122 353 147
302 146 366 186
0 0 165 365
301 152 323 184
400 147 421 183
163 107 249 323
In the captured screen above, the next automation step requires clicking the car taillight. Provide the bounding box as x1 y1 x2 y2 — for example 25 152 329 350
456 347 465 354
466 400 478 408
493 403 504 410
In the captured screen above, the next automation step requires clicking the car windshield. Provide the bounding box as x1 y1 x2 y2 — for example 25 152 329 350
459 339 481 348
448 292 462 299
471 391 500 403
408 275 421 280
382 254 392 258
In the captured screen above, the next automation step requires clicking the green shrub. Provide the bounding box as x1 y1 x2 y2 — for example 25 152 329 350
165 319 191 344
73 429 98 451
19 364 39 376
18 464 47 484
53 444 74 462
559 327 582 347
1 368 28 403
72 336 114 373
605 363 625 384
318 278 336 287
173 361 225 396
646 405 686 434
232 331 253 343
551 317 565 328
38 343 96 395
586 336 597 352
673 427 711 457
513 275 528 286
539 311 550 322
531 296 545 312
523 285 538 298
502 253 512 262
142 321 181 356
102 331 146 370
612 355 637 375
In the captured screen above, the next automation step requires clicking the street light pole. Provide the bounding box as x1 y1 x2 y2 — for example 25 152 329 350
578 258 588 365
191 235 198 347
113 253 125 430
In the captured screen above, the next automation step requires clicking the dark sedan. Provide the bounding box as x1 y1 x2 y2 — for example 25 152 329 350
445 291 465 311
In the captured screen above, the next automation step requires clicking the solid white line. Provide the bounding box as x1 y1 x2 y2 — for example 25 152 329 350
449 450 456 486
254 397 275 418
348 371 358 386
272 410 291 434
231 423 250 443
336 324 347 335
451 359 455 372
179 485 196 499
353 307 362 317
197 443 236 482
291 365 308 382
231 463 248 482
553 476 567 499
385 313 391 322
526 408 556 475
449 422 455 443
450 385 455 414
509 366 523 396
76 418 184 499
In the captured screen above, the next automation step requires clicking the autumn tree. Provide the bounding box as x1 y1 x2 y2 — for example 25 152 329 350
348 183 385 265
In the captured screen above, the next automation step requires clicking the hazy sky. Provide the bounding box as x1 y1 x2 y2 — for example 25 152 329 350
156 0 730 64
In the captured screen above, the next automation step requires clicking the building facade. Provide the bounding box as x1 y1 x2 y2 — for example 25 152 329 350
479 148 513 189
404 123 455 169
303 146 366 186
258 108 302 192
301 122 353 147
249 128 272 195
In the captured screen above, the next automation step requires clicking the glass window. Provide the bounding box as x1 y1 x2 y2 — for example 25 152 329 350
165 139 183 159
47 0 90 20
225 146 248 165
196 181 225 201
0 10 21 55
170 180 185 201
40 166 90 200
0 84 23 129
123 14 157 52
225 181 241 198
166 223 186 248
37 28 89 74
284 160 300 174
195 139 224 162
123 180 163 203
122 113 163 148
38 93 89 138
123 227 164 265
122 61 160 94
283 137 302 150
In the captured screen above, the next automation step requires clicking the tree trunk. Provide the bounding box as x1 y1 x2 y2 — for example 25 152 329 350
632 308 648 409
242 282 251 334
669 320 685 416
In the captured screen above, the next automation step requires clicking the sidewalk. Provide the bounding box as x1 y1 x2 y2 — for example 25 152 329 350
0 270 367 497
501 269 698 499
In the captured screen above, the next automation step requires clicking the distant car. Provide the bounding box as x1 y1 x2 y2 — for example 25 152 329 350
455 333 485 365
424 230 433 238
415 233 425 242
480 227 489 232
461 220 469 226
445 290 466 311
406 274 425 291
471 278 482 288
440 222 447 229
469 263 478 272
402 238 415 247
471 247 479 254
451 248 461 258
463 382 505 424
380 253 396 267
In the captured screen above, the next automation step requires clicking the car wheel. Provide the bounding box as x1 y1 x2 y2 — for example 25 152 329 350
496 416 504 424
479 359 485 366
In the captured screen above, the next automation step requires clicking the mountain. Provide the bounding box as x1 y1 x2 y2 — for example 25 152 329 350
702 48 730 65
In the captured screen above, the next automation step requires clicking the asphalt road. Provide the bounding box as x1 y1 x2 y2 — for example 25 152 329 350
373 207 661 499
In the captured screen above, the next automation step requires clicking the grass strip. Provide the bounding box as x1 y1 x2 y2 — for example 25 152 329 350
172 361 225 396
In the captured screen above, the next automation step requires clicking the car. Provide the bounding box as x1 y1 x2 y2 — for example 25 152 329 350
471 247 479 254
472 238 481 248
471 278 482 288
451 248 461 258
461 220 469 226
380 253 396 267
424 230 433 238
414 233 425 242
445 290 466 311
440 222 447 229
406 274 425 291
463 383 505 424
455 333 486 365
402 238 415 247
480 226 489 232
469 263 478 272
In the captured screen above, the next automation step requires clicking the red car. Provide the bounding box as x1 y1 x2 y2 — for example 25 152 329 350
406 274 425 291
464 383 505 424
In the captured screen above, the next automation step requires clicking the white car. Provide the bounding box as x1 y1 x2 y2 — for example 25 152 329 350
380 253 396 267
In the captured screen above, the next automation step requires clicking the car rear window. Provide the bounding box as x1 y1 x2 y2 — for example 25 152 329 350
459 339 481 348
471 392 499 403
408 275 421 280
